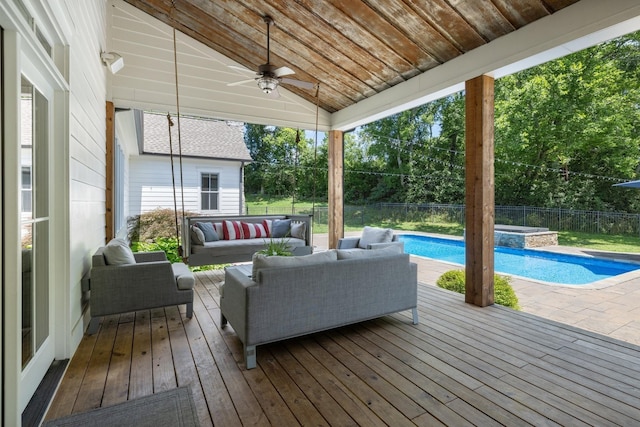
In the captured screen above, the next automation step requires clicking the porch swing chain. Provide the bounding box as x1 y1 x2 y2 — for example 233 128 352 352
170 24 186 256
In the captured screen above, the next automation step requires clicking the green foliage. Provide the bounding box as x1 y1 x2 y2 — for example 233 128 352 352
131 237 182 263
257 238 293 256
436 270 521 310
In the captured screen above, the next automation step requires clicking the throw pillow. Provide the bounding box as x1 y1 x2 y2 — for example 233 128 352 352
290 222 306 240
271 219 291 238
252 249 338 280
262 219 272 237
358 226 393 249
337 244 403 260
103 238 137 265
242 222 268 239
190 225 205 245
195 222 219 242
223 220 244 240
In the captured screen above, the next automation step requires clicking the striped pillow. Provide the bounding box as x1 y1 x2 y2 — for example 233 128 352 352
242 222 268 239
262 219 272 237
223 220 244 240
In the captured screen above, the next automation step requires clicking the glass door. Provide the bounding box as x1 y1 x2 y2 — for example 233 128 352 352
20 75 50 368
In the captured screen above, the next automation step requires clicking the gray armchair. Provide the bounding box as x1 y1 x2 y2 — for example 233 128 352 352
337 226 404 251
87 246 194 334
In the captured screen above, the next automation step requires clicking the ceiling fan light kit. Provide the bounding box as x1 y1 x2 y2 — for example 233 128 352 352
228 15 315 97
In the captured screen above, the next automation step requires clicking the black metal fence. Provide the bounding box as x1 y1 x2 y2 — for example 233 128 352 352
247 203 640 237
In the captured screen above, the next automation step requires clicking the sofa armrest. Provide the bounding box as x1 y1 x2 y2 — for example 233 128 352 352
133 251 168 263
220 267 256 343
337 237 359 249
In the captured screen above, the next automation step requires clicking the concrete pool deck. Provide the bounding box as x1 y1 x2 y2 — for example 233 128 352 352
312 231 640 346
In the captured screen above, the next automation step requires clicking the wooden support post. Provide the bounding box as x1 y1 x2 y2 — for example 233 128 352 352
105 101 115 242
328 130 344 249
465 75 495 307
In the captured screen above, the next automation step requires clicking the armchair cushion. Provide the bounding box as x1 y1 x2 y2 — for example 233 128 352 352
172 262 195 290
358 226 393 249
103 238 136 265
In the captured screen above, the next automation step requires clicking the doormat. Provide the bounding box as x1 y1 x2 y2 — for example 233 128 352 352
43 386 199 427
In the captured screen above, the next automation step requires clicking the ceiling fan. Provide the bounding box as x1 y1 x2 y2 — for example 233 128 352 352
227 15 316 98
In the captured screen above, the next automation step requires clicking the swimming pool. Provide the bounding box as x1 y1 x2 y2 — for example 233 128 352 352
398 234 640 285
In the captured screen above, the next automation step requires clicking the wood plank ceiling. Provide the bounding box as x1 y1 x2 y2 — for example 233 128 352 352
124 0 580 114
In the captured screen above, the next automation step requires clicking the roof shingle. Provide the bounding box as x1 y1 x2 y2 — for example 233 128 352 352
142 112 252 162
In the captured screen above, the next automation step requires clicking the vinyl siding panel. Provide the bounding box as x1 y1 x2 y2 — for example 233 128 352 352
128 155 244 217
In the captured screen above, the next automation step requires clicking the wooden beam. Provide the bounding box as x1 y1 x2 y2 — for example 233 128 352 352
105 101 115 242
327 130 344 249
464 75 495 307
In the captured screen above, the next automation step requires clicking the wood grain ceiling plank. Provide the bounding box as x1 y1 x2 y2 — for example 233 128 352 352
402 0 487 54
179 0 365 109
491 0 550 28
294 0 418 79
326 0 438 73
449 0 516 42
202 0 372 102
127 0 353 112
543 0 581 11
252 0 391 92
363 0 462 64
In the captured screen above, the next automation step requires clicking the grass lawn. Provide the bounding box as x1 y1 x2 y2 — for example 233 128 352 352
246 196 640 254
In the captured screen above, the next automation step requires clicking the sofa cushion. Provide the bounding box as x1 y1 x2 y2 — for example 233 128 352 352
290 222 306 240
271 219 291 238
195 222 219 242
337 244 403 260
242 222 268 239
223 220 244 240
190 225 205 245
252 249 337 280
103 238 137 265
358 226 393 249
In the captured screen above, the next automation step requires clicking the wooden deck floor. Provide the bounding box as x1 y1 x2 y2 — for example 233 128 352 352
45 269 640 426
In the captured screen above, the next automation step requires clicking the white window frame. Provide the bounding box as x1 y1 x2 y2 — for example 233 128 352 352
200 172 220 212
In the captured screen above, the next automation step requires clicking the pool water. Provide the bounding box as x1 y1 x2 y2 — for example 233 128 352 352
399 234 640 285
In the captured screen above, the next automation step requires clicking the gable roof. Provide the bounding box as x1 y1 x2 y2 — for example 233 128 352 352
141 112 252 162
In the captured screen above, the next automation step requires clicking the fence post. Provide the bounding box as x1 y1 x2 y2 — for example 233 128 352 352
523 205 526 226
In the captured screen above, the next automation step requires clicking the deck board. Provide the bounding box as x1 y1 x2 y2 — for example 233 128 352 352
45 271 640 426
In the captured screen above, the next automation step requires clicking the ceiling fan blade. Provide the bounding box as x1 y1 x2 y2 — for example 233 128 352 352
268 87 281 99
227 78 256 87
228 65 256 75
274 66 295 77
280 77 316 90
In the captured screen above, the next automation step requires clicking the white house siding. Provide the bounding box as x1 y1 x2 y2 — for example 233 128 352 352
66 0 108 348
128 155 245 217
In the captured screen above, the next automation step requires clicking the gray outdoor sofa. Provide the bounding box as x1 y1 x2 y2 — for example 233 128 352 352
220 246 418 369
182 214 313 266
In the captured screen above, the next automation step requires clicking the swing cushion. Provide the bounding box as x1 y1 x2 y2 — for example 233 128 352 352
195 222 219 242
190 226 206 245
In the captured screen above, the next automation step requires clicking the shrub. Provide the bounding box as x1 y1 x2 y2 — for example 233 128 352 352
436 269 520 310
131 237 182 263
128 208 196 243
